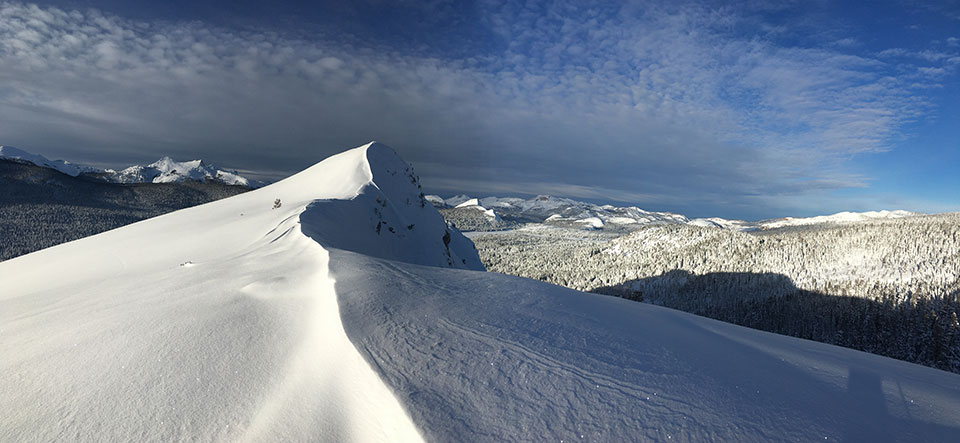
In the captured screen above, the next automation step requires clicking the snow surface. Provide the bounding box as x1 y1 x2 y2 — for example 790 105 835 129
0 145 101 177
2 142 960 442
0 142 472 442
334 251 960 442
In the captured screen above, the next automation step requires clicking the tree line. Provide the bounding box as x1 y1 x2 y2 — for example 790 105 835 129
471 215 960 373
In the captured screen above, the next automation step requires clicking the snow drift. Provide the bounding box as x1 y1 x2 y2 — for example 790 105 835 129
2 142 959 442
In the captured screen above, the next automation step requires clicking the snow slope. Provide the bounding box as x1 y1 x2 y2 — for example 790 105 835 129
0 145 101 177
2 142 959 442
334 251 960 442
0 142 473 442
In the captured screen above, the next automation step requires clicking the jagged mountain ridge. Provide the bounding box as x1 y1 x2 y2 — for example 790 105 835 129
428 193 920 232
106 156 263 187
0 145 262 187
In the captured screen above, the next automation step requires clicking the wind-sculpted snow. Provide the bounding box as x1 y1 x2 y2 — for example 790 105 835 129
0 142 433 442
332 250 960 442
2 142 958 442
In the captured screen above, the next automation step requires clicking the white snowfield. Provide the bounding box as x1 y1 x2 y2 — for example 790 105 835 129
2 142 960 442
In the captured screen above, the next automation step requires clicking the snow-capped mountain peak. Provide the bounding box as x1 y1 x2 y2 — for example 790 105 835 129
112 156 261 187
0 144 264 187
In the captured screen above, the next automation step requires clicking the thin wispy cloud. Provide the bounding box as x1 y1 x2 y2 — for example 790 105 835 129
0 1 956 218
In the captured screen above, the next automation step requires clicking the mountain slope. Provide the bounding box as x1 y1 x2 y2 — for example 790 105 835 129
335 251 960 442
0 145 101 176
1 142 958 442
0 142 472 442
0 158 249 261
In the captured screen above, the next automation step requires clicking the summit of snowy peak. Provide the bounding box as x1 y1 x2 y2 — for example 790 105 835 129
0 145 103 177
298 142 484 271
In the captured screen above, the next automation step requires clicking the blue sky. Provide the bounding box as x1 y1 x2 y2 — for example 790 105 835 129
0 0 957 219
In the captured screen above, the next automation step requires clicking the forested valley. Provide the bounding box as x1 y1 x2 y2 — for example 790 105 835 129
471 216 960 373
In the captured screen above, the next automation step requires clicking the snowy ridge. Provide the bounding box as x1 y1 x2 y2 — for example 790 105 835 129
432 194 690 230
0 142 473 442
0 145 102 177
2 142 959 442
429 192 920 232
110 156 264 187
757 210 918 229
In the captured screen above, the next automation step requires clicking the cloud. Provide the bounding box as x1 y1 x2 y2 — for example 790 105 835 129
0 1 954 219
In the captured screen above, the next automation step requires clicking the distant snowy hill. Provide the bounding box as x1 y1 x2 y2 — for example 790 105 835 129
0 145 102 177
428 193 920 232
0 145 262 187
688 210 919 231
2 142 958 442
429 193 690 231
753 210 919 229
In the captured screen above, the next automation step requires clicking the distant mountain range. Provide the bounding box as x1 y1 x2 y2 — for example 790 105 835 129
0 144 918 232
429 193 919 232
0 145 263 187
